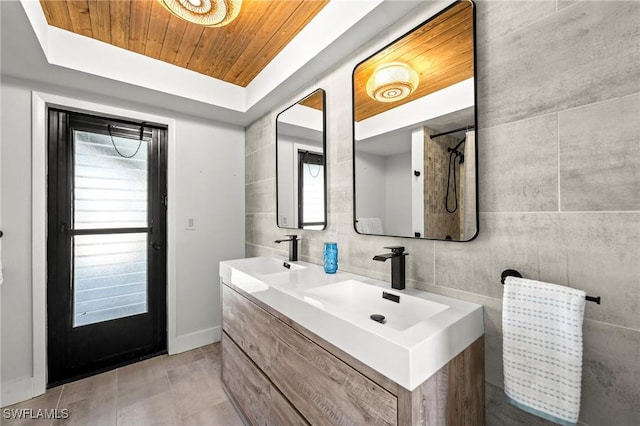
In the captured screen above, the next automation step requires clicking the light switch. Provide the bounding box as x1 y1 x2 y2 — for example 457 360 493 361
186 216 196 230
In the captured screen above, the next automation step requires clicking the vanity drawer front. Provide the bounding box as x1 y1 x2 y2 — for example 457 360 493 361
268 317 398 425
222 333 308 426
222 284 271 371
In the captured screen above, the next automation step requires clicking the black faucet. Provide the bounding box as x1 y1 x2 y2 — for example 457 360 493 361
373 246 409 290
274 235 298 262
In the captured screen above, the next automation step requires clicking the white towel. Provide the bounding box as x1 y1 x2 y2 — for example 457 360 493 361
355 217 384 234
503 276 586 426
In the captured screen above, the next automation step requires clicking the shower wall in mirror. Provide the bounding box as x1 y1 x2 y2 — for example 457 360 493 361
276 89 327 230
352 0 477 241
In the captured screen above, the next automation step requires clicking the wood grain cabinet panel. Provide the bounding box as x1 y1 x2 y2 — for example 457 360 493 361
222 333 308 426
268 316 397 425
222 284 271 371
220 282 485 426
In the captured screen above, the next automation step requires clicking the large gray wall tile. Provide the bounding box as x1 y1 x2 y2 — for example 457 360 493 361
485 318 640 426
581 320 640 425
436 212 640 329
251 213 278 248
479 114 558 212
329 160 353 215
245 115 273 155
557 1 581 11
324 64 354 165
245 179 274 214
246 143 276 185
252 144 275 183
245 243 274 258
486 382 557 426
475 0 556 47
559 212 640 329
435 213 568 299
244 214 254 244
559 94 640 211
477 1 640 128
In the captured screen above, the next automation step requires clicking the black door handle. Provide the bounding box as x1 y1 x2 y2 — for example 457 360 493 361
151 243 162 250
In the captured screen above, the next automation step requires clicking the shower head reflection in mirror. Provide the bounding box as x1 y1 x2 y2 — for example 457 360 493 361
352 0 478 242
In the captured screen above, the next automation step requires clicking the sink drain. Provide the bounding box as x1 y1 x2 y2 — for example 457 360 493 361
370 314 386 324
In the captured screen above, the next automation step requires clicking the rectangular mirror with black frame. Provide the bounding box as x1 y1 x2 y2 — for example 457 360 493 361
276 89 327 230
352 0 477 241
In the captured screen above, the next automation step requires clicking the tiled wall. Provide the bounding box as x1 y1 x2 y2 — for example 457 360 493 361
245 1 640 424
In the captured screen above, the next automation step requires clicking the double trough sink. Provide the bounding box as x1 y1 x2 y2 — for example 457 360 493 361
304 279 448 332
219 256 483 390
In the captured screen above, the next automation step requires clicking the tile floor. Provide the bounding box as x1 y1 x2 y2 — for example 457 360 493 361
2 343 244 426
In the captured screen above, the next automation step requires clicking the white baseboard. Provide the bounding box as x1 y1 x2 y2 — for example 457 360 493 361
169 326 221 355
1 377 40 408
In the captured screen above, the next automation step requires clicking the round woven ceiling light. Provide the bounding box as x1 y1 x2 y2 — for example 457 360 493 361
366 62 419 103
158 0 242 27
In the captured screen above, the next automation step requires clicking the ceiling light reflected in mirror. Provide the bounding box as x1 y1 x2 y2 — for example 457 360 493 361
366 62 419 103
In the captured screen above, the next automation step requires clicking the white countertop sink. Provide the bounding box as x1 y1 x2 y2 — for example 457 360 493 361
237 255 306 275
219 256 483 390
304 280 448 332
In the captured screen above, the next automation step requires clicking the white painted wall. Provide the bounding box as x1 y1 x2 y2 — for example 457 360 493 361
384 152 412 237
355 152 386 229
0 77 245 406
355 150 411 236
174 120 245 338
0 82 33 391
277 136 296 228
411 128 425 237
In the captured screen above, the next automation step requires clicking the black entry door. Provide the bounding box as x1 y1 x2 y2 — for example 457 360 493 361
47 109 167 386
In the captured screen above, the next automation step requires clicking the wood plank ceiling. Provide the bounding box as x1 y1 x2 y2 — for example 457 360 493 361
353 1 474 122
299 89 323 111
39 0 329 88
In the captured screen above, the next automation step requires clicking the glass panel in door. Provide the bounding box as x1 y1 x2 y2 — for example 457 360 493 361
72 130 149 326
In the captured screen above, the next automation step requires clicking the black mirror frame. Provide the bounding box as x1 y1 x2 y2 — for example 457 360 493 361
275 88 328 231
351 0 479 242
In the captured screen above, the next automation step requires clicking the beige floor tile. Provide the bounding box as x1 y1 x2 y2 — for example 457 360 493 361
2 344 245 426
58 370 117 406
198 353 222 378
162 348 205 372
51 370 118 426
1 386 63 426
52 395 116 426
200 343 221 362
181 399 244 426
116 390 180 426
117 376 172 411
117 356 168 393
167 359 228 420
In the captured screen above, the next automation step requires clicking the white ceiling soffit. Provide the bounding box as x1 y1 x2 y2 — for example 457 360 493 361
14 0 428 126
355 78 475 142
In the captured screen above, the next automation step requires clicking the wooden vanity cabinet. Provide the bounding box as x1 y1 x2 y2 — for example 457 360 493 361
222 333 307 425
221 282 485 426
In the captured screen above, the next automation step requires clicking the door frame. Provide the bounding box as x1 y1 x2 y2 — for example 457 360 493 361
31 91 178 397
